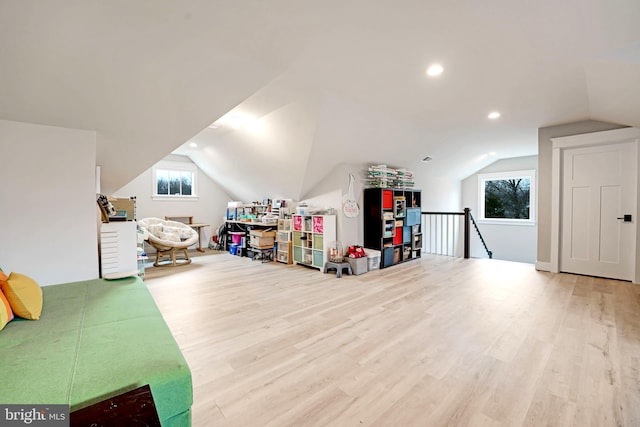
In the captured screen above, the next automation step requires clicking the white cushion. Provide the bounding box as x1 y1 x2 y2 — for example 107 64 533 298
148 224 163 235
139 217 199 248
158 231 180 243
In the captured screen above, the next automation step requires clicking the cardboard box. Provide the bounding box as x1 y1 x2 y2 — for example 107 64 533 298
249 230 276 248
249 229 276 238
110 198 135 221
250 236 275 248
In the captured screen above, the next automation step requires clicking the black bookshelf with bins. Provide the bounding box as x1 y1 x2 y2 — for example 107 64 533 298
363 188 422 269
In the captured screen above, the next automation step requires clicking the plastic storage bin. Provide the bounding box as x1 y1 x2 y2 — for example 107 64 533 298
229 243 239 255
230 232 244 245
346 257 368 275
365 249 381 271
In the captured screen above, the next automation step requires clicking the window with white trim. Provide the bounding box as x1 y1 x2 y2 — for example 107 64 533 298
478 170 535 224
152 161 198 200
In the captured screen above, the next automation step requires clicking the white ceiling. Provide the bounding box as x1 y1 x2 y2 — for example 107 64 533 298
2 1 640 200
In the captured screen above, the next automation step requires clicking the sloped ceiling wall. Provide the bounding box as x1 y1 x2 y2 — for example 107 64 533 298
585 45 640 127
0 0 321 193
1 1 640 200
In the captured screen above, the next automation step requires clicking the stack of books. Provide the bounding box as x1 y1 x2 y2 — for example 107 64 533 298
367 165 414 188
394 168 415 188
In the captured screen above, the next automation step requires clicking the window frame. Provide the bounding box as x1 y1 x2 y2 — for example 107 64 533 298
152 161 199 201
477 169 536 226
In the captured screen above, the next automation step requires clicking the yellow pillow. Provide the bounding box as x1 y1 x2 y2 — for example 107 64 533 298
0 272 43 320
0 289 13 330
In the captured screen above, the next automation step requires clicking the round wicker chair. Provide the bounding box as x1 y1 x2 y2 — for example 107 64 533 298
138 217 199 267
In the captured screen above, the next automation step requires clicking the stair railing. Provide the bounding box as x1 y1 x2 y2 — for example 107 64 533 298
422 211 465 257
422 208 492 259
467 209 492 259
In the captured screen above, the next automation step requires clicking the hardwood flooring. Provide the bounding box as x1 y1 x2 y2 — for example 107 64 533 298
144 253 640 426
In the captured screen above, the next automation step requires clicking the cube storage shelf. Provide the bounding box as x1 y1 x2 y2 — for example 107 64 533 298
292 214 336 270
276 219 293 264
364 188 422 269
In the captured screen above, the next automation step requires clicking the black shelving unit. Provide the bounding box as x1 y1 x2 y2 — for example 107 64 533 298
363 188 422 269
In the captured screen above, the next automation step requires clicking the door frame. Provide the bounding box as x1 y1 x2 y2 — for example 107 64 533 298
549 127 640 283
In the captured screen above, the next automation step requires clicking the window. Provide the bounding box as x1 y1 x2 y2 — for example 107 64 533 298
152 161 198 200
478 170 535 224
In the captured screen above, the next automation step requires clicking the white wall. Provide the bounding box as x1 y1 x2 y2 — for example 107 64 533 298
113 154 233 250
461 155 538 264
300 162 368 248
0 120 99 285
418 175 462 212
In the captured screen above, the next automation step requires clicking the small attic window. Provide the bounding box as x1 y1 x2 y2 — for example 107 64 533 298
152 161 198 200
478 170 535 225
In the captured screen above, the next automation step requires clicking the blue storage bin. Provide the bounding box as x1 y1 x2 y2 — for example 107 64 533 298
403 226 411 244
406 207 421 226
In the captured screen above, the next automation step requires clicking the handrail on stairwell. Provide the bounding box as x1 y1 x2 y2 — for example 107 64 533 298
421 208 492 259
467 208 493 259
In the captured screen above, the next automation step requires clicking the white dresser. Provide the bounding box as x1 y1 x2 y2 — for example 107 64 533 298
100 222 138 279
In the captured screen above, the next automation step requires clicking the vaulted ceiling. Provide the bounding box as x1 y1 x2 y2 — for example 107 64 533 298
2 1 639 202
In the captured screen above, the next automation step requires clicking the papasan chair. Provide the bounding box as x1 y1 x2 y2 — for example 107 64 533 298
139 217 200 267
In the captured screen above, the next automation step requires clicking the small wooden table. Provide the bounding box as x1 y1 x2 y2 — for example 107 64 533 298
189 223 210 252
165 216 210 252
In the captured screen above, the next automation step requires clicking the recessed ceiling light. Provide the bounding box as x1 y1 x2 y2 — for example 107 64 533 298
189 142 198 148
488 111 501 119
426 64 444 77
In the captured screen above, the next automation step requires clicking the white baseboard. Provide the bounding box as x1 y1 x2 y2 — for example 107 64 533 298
535 261 553 272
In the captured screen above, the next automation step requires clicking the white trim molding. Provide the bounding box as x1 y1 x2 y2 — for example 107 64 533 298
550 126 640 283
535 261 553 272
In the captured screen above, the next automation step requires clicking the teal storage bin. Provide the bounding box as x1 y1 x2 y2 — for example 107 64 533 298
406 207 421 226
313 250 324 267
403 226 411 244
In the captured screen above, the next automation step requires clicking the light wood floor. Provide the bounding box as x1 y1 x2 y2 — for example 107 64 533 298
144 253 640 427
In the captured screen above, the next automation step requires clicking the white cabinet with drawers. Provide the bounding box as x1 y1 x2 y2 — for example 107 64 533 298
100 222 138 279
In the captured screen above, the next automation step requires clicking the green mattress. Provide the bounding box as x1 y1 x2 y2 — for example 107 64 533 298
0 276 192 426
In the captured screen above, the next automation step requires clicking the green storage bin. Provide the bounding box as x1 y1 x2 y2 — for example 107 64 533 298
313 250 324 268
313 234 323 249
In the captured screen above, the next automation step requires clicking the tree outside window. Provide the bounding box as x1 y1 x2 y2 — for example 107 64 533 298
156 169 193 196
479 170 535 224
484 177 530 219
152 161 198 200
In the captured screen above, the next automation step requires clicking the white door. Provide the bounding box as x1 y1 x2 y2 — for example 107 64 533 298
561 141 637 280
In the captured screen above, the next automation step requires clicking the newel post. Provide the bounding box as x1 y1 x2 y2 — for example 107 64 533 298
463 208 470 259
